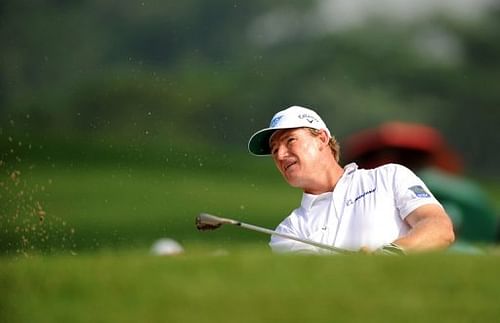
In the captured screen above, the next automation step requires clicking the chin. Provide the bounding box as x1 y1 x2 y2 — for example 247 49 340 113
283 176 304 189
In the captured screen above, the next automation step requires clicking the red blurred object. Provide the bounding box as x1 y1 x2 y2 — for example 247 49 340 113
342 122 463 174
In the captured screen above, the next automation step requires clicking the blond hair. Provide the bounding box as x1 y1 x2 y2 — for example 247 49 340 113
309 128 341 162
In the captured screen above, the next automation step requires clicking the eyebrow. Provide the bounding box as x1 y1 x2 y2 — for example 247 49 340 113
269 130 295 150
270 128 287 140
269 132 283 152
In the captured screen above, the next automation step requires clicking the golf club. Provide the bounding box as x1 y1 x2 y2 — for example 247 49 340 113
196 212 354 254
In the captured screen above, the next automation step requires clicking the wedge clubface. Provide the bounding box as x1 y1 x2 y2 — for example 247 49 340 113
195 213 354 254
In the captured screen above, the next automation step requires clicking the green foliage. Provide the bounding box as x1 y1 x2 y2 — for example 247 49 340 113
1 1 500 175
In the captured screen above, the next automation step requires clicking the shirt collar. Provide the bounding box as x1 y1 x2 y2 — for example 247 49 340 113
299 163 359 211
344 162 358 175
301 191 331 210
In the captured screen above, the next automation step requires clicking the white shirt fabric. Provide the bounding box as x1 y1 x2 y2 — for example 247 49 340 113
269 163 442 253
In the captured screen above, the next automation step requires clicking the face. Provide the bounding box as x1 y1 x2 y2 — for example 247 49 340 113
269 128 329 190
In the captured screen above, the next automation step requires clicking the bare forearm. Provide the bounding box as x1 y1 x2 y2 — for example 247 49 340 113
394 206 455 252
394 219 454 252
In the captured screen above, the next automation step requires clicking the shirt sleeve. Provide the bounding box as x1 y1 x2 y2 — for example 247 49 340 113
391 164 442 219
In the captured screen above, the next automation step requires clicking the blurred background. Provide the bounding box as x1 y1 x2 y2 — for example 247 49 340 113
1 0 499 255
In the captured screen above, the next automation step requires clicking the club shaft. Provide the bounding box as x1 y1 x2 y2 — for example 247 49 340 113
238 222 353 254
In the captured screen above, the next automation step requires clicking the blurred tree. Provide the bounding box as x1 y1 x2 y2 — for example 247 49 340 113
0 0 499 177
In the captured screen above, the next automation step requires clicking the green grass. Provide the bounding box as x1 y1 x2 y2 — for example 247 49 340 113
2 247 500 323
0 155 301 254
1 142 500 323
1 138 498 254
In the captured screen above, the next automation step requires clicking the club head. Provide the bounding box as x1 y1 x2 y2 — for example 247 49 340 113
196 213 237 231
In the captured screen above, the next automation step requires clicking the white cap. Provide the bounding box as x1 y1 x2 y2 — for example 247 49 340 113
248 105 331 155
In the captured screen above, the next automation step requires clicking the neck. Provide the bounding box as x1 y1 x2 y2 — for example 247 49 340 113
303 163 344 195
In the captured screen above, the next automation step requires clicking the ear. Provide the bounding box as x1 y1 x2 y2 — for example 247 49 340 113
317 129 330 149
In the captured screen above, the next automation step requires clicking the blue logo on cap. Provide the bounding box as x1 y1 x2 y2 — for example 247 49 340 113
270 115 284 127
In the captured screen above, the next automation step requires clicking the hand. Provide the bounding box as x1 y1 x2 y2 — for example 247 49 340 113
377 243 406 255
360 243 406 255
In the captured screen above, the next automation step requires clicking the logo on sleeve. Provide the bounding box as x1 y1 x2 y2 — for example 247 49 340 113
409 185 431 198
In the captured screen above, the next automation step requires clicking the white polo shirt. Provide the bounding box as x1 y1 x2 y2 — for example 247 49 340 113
269 163 442 253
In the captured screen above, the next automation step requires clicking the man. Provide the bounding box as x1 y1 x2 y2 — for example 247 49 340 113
248 105 455 254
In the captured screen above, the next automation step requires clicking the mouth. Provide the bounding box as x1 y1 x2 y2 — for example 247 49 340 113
283 160 297 172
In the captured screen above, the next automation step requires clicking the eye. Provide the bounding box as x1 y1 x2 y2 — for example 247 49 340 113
287 137 296 145
270 143 279 155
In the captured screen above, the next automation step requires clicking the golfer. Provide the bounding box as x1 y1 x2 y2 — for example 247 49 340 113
248 106 455 254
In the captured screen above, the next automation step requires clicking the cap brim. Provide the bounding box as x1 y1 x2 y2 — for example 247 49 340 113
248 128 278 156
